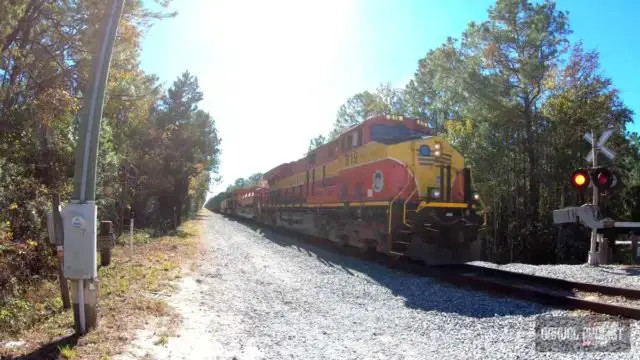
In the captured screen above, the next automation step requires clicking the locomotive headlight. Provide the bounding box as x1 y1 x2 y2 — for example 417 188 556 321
430 188 441 199
434 142 441 150
434 150 441 157
474 193 480 201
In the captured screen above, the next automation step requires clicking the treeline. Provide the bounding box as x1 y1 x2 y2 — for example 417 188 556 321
306 0 639 264
0 1 220 303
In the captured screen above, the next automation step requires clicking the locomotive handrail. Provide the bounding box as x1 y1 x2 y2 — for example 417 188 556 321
389 166 412 234
403 187 417 227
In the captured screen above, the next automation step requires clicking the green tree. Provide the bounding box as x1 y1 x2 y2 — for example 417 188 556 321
245 173 264 187
327 83 406 139
234 178 246 188
308 135 326 152
464 0 571 223
404 38 469 134
408 0 635 263
205 191 229 211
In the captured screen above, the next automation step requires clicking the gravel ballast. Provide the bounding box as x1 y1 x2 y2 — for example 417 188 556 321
117 214 640 359
469 261 640 290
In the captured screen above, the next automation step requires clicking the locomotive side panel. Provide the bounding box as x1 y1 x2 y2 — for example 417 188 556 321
305 158 416 205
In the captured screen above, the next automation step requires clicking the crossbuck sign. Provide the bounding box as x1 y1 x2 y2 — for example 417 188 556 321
584 129 616 162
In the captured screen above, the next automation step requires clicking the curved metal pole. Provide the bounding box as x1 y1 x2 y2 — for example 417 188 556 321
69 0 126 335
73 0 126 202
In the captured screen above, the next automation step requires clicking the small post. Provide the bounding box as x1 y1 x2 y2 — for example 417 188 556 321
78 279 85 334
129 217 134 255
55 245 70 309
98 221 114 267
51 194 71 310
598 234 609 265
632 233 640 265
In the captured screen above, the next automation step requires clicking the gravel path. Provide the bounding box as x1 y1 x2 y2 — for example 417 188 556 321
469 261 640 290
117 214 640 359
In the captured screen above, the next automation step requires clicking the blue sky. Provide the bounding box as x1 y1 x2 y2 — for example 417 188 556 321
139 0 638 197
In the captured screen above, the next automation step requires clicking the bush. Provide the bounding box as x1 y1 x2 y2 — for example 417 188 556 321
0 240 57 304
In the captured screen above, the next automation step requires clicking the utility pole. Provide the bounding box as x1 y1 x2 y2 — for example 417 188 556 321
62 0 126 335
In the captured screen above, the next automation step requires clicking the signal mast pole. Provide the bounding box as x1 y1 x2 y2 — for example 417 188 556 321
583 127 616 266
591 129 599 207
588 129 599 266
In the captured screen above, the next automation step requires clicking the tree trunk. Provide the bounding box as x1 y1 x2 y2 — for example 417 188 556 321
157 193 174 231
523 106 540 222
175 199 182 227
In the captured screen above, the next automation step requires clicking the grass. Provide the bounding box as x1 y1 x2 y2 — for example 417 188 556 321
0 280 69 339
154 335 168 346
0 210 209 359
58 345 76 359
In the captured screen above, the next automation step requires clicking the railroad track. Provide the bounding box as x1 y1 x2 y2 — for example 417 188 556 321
221 213 640 320
423 264 640 320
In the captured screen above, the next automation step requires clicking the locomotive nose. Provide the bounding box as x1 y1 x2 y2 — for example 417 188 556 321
414 140 447 165
412 138 453 201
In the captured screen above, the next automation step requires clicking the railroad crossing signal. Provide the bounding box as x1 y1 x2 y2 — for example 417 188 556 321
580 128 618 266
572 128 620 193
584 128 616 162
560 128 620 267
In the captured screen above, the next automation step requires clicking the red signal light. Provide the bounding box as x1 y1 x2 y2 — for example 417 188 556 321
570 169 590 191
574 173 587 186
591 167 614 191
597 172 609 185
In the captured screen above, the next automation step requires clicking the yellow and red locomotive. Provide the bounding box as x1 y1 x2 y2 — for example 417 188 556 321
225 114 484 265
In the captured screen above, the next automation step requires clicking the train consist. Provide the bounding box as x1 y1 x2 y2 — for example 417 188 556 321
215 114 485 265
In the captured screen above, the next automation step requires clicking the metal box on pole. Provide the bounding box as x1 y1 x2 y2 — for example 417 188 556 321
62 202 98 279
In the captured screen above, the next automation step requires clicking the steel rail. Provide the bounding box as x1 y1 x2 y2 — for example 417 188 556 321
438 264 640 299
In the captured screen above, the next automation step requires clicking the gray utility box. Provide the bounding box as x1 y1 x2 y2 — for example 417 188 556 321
62 202 97 279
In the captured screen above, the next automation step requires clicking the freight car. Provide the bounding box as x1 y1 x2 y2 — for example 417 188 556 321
231 186 269 219
219 192 232 214
222 114 485 265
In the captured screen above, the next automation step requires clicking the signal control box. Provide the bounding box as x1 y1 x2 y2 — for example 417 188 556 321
62 202 97 279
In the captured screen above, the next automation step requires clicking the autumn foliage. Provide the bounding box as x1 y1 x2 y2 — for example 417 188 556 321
0 0 220 324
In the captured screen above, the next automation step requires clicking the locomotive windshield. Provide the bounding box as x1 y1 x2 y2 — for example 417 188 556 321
370 124 431 144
